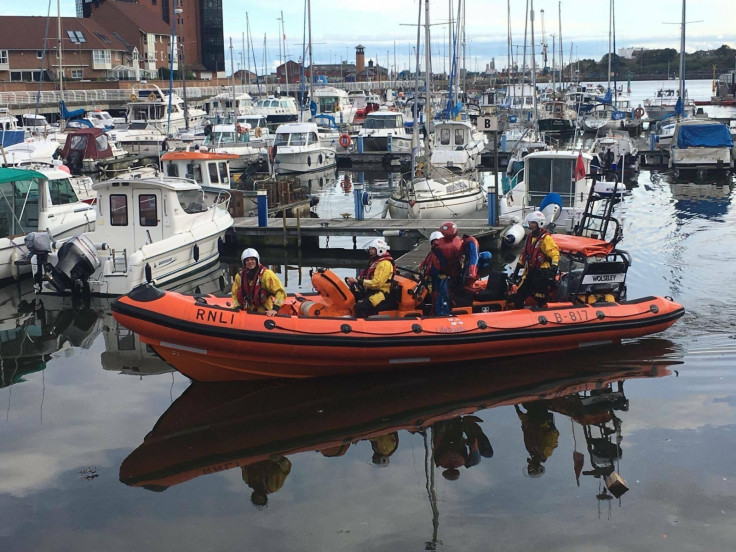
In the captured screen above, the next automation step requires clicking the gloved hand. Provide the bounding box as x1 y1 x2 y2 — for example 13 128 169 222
545 265 558 283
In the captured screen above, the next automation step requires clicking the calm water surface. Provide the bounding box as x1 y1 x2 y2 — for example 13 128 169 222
1 80 736 551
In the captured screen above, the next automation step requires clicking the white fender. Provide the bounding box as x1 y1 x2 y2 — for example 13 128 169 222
501 222 525 248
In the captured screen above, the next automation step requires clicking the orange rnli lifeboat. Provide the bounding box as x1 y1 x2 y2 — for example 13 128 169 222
111 234 684 381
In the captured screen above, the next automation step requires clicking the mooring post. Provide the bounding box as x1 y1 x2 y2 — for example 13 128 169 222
354 181 364 221
257 189 268 227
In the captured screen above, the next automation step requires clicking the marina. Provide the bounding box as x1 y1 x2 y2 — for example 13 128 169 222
0 0 735 547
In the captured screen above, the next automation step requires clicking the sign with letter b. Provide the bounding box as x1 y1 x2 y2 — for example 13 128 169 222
477 116 498 132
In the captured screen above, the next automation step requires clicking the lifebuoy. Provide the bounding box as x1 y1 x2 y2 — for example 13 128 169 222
254 126 262 138
339 133 351 148
148 92 157 102
130 93 137 101
634 106 645 119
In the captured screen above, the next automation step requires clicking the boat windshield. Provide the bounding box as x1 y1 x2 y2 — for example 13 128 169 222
273 132 317 146
364 115 402 129
46 178 80 205
526 157 576 207
177 189 207 214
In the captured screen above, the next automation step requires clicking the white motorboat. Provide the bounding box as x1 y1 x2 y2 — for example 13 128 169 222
35 175 233 297
668 118 734 174
201 123 267 171
589 130 640 176
498 150 600 233
387 165 485 220
428 120 487 172
251 95 299 127
309 86 358 127
110 121 166 157
273 122 336 174
643 88 696 121
126 85 205 135
206 90 254 120
355 110 413 153
0 167 96 282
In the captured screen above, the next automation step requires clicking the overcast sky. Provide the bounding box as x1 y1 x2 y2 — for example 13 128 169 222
9 0 736 74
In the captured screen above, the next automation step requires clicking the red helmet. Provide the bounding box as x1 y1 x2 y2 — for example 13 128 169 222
439 221 457 239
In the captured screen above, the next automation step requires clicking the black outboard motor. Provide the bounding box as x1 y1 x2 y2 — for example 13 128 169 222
45 235 101 296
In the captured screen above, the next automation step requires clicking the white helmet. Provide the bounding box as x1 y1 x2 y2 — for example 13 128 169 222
240 247 260 264
364 238 389 256
523 211 546 229
429 231 443 244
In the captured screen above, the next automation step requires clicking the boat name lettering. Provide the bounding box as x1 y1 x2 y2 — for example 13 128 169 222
591 274 620 282
195 308 236 325
155 257 175 268
553 309 590 323
437 325 464 333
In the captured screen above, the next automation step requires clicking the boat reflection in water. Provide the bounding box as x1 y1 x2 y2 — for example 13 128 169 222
668 181 733 220
120 338 682 508
0 267 230 385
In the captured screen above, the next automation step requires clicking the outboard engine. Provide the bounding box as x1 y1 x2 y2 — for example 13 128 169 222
45 235 100 296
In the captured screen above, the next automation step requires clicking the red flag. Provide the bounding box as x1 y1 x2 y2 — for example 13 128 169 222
574 151 586 181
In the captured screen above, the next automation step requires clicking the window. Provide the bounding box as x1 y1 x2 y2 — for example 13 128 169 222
138 194 157 226
67 30 86 44
166 163 179 177
0 50 7 64
185 163 202 182
93 50 111 65
110 194 128 226
37 51 44 59
440 128 450 145
94 32 111 44
70 69 83 80
47 178 79 205
454 129 464 146
208 163 219 183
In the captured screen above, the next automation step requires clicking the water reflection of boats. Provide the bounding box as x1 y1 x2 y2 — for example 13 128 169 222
669 182 733 220
119 339 681 492
0 267 230 385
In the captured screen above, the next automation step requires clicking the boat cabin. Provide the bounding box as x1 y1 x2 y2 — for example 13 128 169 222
273 122 320 147
161 151 237 191
362 111 404 130
523 150 592 209
91 177 210 250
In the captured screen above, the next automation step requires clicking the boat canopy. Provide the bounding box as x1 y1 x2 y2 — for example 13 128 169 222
0 167 45 184
677 123 734 148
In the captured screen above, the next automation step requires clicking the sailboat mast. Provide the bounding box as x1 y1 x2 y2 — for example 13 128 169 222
607 0 612 92
558 0 563 89
246 13 251 87
424 0 432 124
230 37 235 120
308 0 313 102
57 0 65 130
678 0 686 101
507 0 511 89
410 0 422 179
530 0 538 125
57 0 63 101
